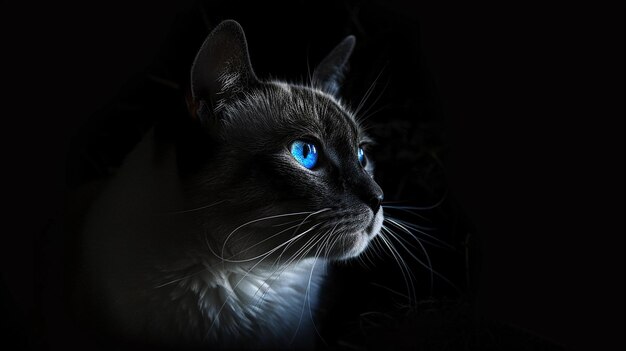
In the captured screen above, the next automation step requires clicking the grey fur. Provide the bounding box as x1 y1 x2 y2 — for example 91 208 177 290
81 20 384 349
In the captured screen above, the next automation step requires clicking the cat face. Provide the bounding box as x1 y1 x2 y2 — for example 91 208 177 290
181 21 383 264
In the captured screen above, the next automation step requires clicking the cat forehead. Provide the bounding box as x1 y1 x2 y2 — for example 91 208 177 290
221 80 362 143
271 81 360 141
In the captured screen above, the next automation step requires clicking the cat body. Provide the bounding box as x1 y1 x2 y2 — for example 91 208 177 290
79 20 383 348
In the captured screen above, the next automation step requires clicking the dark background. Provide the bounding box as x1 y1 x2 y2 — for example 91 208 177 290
1 1 623 350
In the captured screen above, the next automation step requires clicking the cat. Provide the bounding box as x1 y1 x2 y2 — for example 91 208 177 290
78 19 384 349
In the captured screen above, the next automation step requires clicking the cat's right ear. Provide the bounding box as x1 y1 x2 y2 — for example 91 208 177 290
312 35 356 97
189 20 259 120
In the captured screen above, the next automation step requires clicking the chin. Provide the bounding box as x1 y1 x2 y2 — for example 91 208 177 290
333 209 384 260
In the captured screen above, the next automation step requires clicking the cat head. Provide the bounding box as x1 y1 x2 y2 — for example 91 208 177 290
180 20 383 264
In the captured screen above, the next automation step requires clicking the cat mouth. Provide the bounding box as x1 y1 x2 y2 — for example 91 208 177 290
324 208 383 260
365 209 384 239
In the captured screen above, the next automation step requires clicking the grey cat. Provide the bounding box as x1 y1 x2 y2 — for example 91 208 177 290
80 20 384 349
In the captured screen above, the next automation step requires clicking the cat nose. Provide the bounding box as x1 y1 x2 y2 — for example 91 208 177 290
351 172 384 213
368 193 383 213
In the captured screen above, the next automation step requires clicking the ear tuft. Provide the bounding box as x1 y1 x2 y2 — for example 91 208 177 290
190 20 258 113
312 35 356 97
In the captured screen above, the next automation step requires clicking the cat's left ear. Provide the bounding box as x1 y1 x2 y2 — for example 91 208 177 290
312 35 356 97
190 20 259 118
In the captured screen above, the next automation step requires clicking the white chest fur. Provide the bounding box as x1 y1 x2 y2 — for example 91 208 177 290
163 259 326 345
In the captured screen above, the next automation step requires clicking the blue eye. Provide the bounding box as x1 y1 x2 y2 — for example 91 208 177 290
290 140 318 169
358 147 367 167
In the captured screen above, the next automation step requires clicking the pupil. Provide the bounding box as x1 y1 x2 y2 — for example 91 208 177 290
303 144 310 158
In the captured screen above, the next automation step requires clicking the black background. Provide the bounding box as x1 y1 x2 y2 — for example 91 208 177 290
1 1 623 350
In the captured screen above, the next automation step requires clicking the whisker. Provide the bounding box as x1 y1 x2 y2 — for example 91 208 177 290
323 230 342 259
205 222 327 339
353 64 387 119
270 218 312 227
290 231 329 346
205 249 278 338
354 103 392 126
233 219 317 258
377 231 417 307
322 225 339 258
250 222 333 311
250 229 330 337
217 223 324 263
268 211 331 268
153 267 208 289
383 224 461 294
304 244 329 347
219 210 325 259
385 217 456 250
381 191 448 211
355 78 391 125
369 282 410 300
382 226 434 295
251 238 316 312
162 200 227 215
382 206 433 223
